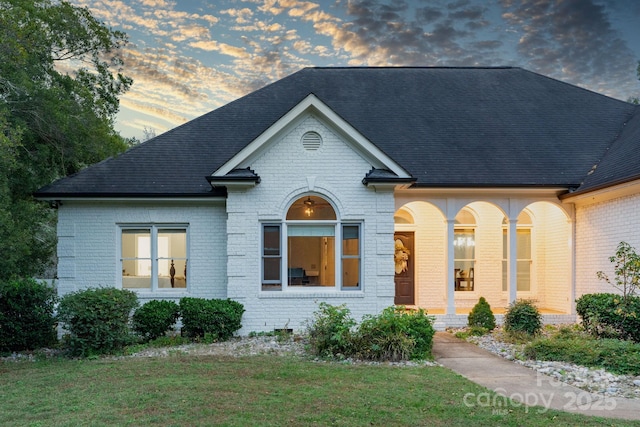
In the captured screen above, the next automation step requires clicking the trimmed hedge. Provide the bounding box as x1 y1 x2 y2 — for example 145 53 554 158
132 300 180 342
57 287 139 356
0 278 57 352
576 293 640 342
179 297 244 341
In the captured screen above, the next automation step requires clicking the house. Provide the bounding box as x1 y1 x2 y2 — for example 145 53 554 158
35 67 640 332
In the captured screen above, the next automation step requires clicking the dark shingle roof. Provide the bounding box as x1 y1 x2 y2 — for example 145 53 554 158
35 67 638 198
573 106 640 193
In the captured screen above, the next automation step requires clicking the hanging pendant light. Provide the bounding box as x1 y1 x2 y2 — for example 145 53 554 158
303 197 315 216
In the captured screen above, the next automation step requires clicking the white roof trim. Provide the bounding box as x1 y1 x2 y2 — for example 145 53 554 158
34 197 226 203
212 94 412 179
562 178 640 207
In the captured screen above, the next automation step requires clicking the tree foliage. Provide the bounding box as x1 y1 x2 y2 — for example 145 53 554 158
596 241 640 299
0 0 133 278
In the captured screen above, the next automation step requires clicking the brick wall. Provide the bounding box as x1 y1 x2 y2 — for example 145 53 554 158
225 115 396 333
56 201 228 305
575 192 640 297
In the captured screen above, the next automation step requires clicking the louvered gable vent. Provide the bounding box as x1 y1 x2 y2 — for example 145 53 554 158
301 131 322 150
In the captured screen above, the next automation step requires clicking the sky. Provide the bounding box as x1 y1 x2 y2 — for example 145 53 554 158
69 0 640 140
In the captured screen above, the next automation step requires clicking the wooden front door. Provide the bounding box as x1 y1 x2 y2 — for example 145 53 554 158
394 232 415 305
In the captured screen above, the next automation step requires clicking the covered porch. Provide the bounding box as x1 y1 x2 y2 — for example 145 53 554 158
393 190 574 326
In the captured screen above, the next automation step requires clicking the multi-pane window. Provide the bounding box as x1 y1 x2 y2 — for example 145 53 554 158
454 209 476 291
121 226 188 291
262 225 282 289
261 196 361 291
502 212 533 292
341 225 360 288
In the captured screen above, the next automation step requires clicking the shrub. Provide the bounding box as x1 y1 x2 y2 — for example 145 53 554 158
467 297 496 331
524 334 640 376
179 297 244 341
504 299 542 336
576 293 640 342
307 304 436 361
398 307 436 359
132 300 180 342
351 322 414 362
0 278 57 352
57 287 139 356
352 307 424 361
306 303 356 358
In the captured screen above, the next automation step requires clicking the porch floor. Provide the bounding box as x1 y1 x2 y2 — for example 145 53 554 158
425 307 567 315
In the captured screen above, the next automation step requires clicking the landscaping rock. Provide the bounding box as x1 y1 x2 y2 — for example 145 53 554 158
465 330 640 400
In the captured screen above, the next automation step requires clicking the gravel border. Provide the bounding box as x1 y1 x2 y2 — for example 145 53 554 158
456 328 640 400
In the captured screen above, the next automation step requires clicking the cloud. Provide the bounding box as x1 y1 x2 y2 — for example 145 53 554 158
189 41 250 58
499 0 638 98
221 7 254 24
69 0 638 140
313 0 501 66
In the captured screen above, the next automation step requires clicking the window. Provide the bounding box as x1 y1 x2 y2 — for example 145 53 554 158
121 226 188 291
261 195 361 291
262 225 281 289
502 212 532 292
454 209 476 291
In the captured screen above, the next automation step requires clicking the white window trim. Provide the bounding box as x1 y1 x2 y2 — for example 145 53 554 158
501 224 534 293
453 225 476 293
260 220 363 293
119 224 189 292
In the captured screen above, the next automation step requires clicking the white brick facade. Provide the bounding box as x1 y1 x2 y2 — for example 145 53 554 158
52 113 638 333
225 114 396 333
575 191 640 297
56 201 228 305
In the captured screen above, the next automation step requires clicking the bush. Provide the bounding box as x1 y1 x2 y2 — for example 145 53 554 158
0 278 57 352
353 307 436 361
467 297 496 331
179 297 244 341
132 300 180 342
576 293 640 342
57 287 139 356
307 304 435 361
306 303 356 358
524 332 640 375
351 323 414 362
398 307 436 359
504 299 542 336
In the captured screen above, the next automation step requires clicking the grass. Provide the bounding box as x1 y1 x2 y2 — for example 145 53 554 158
0 353 635 427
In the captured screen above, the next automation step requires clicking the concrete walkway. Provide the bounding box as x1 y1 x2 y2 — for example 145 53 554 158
432 332 640 421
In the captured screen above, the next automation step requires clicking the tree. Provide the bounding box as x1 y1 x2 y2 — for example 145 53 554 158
597 241 640 299
0 0 133 279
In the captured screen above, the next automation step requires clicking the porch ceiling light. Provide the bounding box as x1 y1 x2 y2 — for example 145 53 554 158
304 197 315 217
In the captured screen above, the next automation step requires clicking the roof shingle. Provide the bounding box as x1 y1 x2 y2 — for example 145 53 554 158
35 67 638 198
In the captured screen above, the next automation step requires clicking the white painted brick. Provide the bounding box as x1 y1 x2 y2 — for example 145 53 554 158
575 192 640 298
56 201 228 299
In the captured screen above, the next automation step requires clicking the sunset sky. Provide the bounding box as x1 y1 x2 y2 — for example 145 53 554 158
70 0 640 140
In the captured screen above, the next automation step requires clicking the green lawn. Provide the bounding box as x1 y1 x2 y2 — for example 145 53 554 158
0 354 634 426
